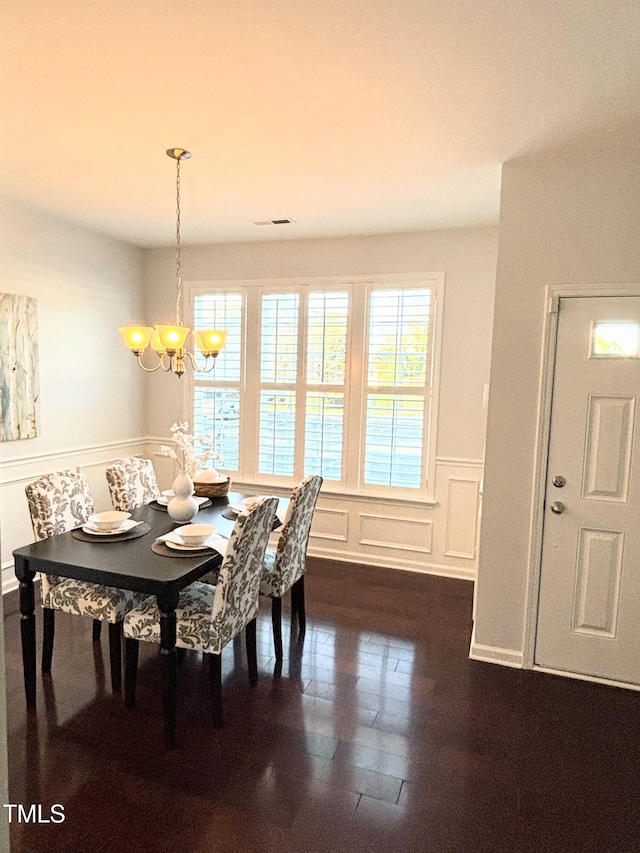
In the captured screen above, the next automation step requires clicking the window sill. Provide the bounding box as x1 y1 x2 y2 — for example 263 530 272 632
232 479 437 508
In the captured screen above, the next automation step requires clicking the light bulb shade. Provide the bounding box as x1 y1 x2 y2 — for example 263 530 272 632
149 329 167 354
119 325 154 352
154 324 191 351
195 328 228 355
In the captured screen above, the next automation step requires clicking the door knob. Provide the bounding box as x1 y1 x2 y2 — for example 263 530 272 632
552 475 566 488
550 501 565 514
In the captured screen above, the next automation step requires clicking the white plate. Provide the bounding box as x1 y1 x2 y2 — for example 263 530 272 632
164 538 213 551
82 525 130 536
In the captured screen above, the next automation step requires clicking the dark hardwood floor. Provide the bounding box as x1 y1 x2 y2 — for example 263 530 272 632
3 559 640 852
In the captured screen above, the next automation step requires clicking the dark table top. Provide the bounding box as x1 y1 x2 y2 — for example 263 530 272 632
12 491 281 597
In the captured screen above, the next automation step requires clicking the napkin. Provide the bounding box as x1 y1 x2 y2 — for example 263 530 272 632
157 495 210 507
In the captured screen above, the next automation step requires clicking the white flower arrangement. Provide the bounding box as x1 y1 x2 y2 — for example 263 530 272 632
158 421 223 478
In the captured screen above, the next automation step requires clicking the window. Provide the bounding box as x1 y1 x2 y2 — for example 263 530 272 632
592 322 640 357
190 275 442 497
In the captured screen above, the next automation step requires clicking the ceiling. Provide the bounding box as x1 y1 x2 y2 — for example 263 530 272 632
2 0 640 247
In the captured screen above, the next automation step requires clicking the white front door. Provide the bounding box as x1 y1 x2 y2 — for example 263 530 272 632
535 295 640 685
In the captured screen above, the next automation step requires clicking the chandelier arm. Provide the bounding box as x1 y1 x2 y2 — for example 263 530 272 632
182 350 217 373
134 352 169 373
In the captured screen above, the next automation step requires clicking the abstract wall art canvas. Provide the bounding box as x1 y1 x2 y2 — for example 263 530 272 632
0 292 39 441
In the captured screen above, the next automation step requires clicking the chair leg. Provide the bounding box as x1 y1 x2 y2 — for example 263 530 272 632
292 576 306 638
271 597 283 661
42 607 55 673
124 638 139 709
246 617 258 686
92 619 102 643
108 621 123 692
209 654 223 727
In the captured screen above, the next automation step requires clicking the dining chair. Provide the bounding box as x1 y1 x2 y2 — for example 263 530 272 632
260 474 322 660
24 469 142 692
123 495 278 727
105 456 161 512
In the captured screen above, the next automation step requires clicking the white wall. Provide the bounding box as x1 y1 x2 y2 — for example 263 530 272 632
0 577 8 853
0 199 146 587
143 227 498 577
473 139 640 664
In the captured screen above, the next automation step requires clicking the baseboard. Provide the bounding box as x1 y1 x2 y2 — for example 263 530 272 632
2 563 19 595
468 624 523 668
307 544 475 581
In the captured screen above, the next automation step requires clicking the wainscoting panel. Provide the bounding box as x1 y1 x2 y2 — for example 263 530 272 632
1 437 148 593
359 513 433 554
445 477 480 559
2 443 482 593
311 507 349 542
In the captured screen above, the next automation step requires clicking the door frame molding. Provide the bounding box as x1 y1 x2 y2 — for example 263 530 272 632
523 282 640 670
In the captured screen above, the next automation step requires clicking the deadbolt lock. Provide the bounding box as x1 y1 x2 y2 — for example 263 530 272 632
552 475 566 488
550 501 565 514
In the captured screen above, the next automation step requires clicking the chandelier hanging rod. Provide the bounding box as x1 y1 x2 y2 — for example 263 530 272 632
118 148 227 377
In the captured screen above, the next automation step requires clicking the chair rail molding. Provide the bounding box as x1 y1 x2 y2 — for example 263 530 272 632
2 440 483 594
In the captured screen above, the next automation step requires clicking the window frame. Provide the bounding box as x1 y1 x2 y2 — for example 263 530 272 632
187 273 444 503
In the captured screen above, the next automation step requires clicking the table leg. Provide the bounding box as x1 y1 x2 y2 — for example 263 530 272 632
157 589 180 750
15 557 37 708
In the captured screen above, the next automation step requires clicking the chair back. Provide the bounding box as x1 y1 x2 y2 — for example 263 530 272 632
271 475 322 596
25 470 94 600
209 496 278 653
25 470 94 541
106 457 161 511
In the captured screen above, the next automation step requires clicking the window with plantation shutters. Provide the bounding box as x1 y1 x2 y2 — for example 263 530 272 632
364 289 431 489
190 275 442 497
192 292 243 472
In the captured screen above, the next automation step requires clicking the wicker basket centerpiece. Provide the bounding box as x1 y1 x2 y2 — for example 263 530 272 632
193 471 231 498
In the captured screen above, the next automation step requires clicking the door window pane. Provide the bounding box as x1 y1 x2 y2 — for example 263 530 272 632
592 323 640 357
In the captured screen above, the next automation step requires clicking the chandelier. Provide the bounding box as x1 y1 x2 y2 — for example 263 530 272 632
118 148 227 377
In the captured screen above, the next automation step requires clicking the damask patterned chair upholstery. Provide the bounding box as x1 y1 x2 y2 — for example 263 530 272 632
260 474 322 660
25 469 141 692
123 496 278 726
105 457 161 512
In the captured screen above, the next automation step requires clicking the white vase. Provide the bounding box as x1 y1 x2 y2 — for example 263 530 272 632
167 470 198 523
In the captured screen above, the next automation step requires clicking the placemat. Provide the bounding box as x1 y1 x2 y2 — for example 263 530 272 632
151 540 223 559
72 523 151 543
150 499 212 512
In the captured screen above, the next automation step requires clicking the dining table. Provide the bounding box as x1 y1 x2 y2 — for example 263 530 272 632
13 491 285 749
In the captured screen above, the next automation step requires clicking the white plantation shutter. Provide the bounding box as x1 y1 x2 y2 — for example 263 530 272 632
303 291 348 481
192 276 440 495
259 294 299 476
193 293 243 472
364 288 431 489
261 293 298 384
